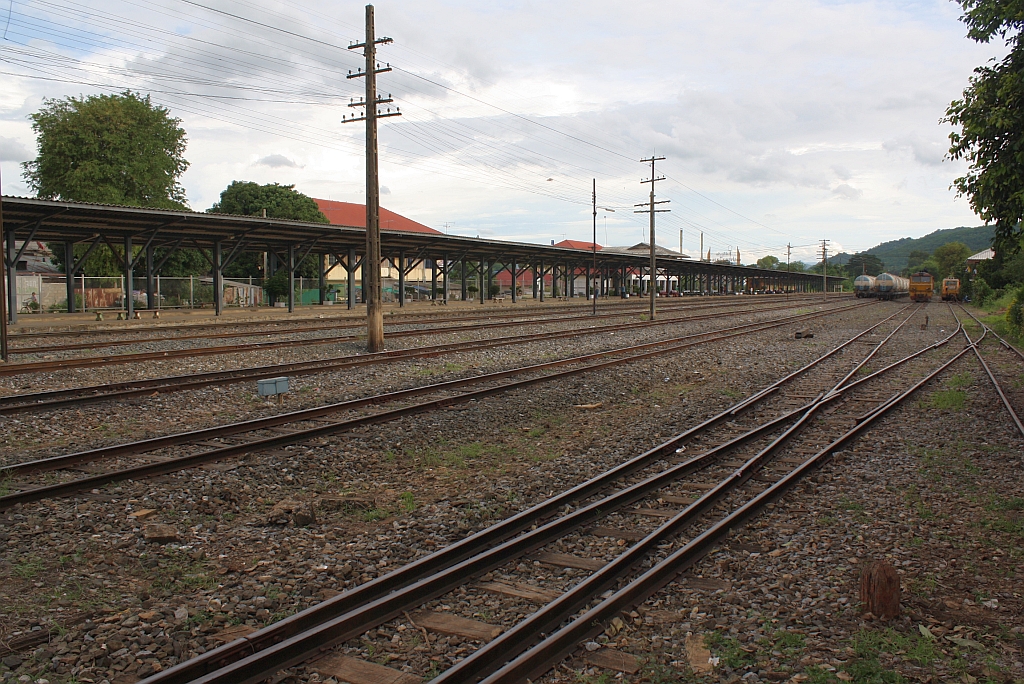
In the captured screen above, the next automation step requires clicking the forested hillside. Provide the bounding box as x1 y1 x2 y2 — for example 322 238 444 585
865 225 993 273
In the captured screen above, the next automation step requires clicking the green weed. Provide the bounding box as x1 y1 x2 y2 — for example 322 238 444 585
705 631 756 669
13 556 44 579
929 389 966 411
400 492 416 513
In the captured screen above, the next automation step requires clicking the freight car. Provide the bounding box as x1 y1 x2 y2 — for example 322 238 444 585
909 272 934 302
853 275 878 298
941 278 961 301
875 272 909 300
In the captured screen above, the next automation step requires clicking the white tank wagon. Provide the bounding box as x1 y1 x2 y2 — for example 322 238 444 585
875 272 909 300
853 275 878 298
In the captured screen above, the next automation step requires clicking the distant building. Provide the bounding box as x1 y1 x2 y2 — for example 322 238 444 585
966 248 994 266
313 199 442 235
314 199 442 295
553 239 602 251
603 242 688 258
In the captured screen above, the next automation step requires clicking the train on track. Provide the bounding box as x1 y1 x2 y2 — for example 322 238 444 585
910 272 935 302
875 273 909 300
854 272 909 300
942 278 961 301
854 274 877 298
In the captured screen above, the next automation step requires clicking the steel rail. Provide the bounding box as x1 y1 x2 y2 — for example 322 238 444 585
0 300 832 413
0 299 823 377
166 303 938 684
954 305 1024 438
478 331 974 684
8 297 777 354
136 303 905 684
0 303 872 508
9 295 765 341
434 306 957 684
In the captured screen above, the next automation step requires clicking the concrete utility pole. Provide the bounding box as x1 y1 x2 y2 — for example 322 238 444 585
820 239 830 298
635 155 668 320
345 4 400 352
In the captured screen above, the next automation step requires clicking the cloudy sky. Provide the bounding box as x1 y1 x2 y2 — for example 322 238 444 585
0 0 1007 263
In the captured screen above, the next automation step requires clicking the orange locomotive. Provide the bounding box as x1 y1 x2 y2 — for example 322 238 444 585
909 272 934 302
941 278 961 301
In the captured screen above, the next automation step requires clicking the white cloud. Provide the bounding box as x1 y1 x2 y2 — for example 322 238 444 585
0 136 30 162
255 154 302 168
832 184 864 200
0 0 1003 254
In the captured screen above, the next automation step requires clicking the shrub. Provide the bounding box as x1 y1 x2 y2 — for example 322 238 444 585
488 283 500 297
1007 284 1024 334
973 277 993 305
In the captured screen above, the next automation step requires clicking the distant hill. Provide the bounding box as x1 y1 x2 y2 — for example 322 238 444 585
865 225 993 273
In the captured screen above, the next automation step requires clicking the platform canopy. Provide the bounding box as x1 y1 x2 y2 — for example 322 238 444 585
2 196 841 320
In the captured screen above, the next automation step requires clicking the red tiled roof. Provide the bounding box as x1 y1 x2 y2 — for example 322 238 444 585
554 239 602 250
313 198 441 234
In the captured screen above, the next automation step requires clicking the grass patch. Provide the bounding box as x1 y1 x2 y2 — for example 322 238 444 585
705 631 756 669
929 389 966 410
362 508 388 522
400 492 416 513
13 556 44 579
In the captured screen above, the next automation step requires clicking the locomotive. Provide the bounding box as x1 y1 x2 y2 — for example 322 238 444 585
941 278 961 301
909 272 934 302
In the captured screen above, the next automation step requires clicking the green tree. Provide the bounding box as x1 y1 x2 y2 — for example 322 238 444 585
756 255 780 270
209 181 330 279
847 253 885 276
23 91 189 208
945 1 1024 254
933 241 972 278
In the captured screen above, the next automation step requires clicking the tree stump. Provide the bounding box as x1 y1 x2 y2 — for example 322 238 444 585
859 560 900 620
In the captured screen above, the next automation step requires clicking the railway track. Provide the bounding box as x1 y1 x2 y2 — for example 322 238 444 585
6 296 727 342
0 298 821 376
6 296 807 352
129 305 968 684
0 301 876 508
956 305 1024 437
0 299 838 412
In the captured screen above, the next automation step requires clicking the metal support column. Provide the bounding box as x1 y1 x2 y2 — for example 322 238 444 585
430 259 437 301
123 235 134 319
479 259 486 303
461 259 467 301
318 253 326 305
511 258 518 303
442 254 449 304
287 244 295 313
5 229 15 324
65 241 76 313
397 251 406 307
539 261 545 301
213 240 223 316
347 247 356 309
532 264 538 299
146 243 156 309
485 261 493 300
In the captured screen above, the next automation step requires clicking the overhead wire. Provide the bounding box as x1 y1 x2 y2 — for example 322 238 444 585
2 0 810 252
